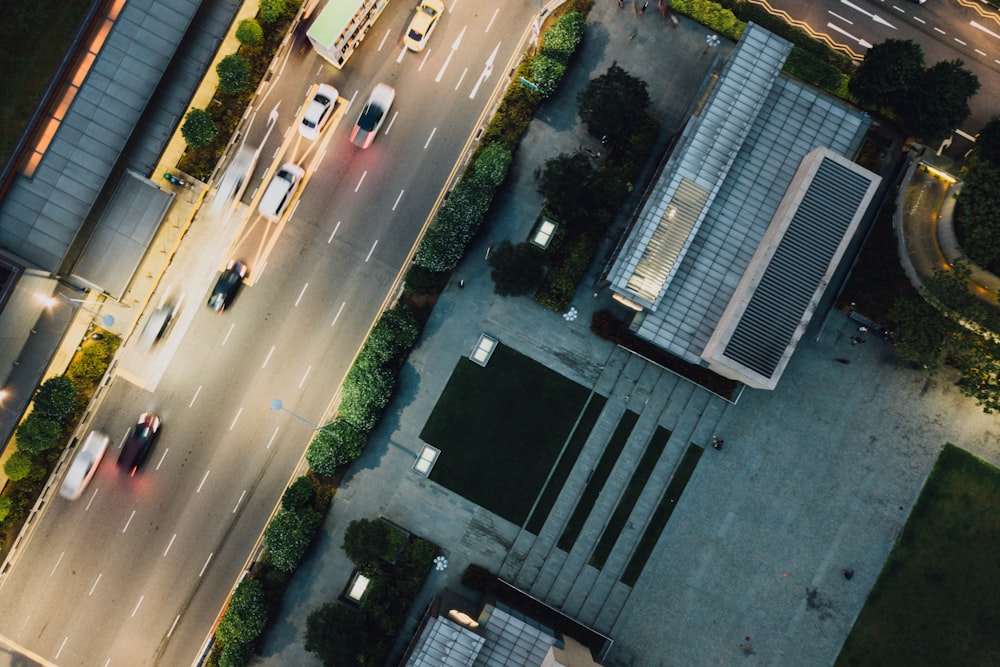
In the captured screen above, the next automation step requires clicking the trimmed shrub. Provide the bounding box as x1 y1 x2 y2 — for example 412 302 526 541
216 578 267 646
403 264 448 295
0 496 13 523
338 365 396 432
4 451 38 482
14 413 62 454
361 306 421 368
542 11 585 63
181 108 218 149
530 54 567 98
217 639 253 667
281 475 315 511
235 18 263 46
306 420 366 475
32 375 77 422
217 54 251 95
471 142 513 189
259 0 287 24
784 46 847 95
264 507 322 572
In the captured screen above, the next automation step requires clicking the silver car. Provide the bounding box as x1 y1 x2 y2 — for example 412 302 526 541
59 430 110 500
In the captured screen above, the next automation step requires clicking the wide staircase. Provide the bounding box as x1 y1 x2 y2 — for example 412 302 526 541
499 346 729 634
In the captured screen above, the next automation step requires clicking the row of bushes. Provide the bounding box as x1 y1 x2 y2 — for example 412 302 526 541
0 333 119 536
208 473 331 666
179 0 300 180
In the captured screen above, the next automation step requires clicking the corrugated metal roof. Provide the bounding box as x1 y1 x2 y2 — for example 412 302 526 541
0 0 202 272
407 615 486 667
717 153 878 380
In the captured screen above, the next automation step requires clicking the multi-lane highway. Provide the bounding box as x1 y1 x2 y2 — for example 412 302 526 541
0 2 539 664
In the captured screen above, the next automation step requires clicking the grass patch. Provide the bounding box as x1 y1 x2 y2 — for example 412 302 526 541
525 394 608 535
621 443 704 586
557 410 639 552
836 445 1000 667
0 0 92 163
423 345 590 525
590 426 671 569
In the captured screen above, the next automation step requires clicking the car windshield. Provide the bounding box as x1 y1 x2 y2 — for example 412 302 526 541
359 105 383 131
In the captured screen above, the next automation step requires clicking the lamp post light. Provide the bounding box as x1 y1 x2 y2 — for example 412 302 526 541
41 293 116 328
269 398 335 435
703 32 720 56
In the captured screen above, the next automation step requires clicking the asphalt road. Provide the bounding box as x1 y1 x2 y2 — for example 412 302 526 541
0 1 540 665
769 0 1000 155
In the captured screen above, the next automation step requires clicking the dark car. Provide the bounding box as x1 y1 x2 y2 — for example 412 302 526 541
350 83 395 149
207 260 248 312
119 412 160 476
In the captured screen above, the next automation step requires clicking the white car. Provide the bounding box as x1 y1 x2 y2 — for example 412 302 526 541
404 0 445 52
59 430 110 500
258 162 305 220
351 83 396 149
299 83 339 140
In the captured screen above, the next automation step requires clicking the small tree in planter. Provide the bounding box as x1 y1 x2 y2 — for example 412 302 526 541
216 53 251 95
32 375 77 422
235 18 263 47
14 413 62 454
259 0 287 24
181 108 218 149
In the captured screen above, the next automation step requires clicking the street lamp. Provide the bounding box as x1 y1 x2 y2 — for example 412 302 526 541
703 32 720 56
40 293 116 328
270 398 335 435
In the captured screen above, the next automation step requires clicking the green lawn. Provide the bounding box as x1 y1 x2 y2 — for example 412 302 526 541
836 445 1000 667
0 1 91 163
422 345 591 525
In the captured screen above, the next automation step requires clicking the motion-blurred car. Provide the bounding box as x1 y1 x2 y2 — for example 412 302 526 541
404 0 445 52
207 260 248 312
258 162 305 221
351 83 396 149
299 83 339 140
119 412 160 477
59 430 110 500
139 301 175 348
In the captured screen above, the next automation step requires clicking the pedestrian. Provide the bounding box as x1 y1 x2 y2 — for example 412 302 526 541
601 135 608 145
458 279 465 289
834 358 850 365
842 568 854 580
859 326 868 333
618 0 624 7
533 165 541 180
712 436 724 450
641 1 648 13
594 151 601 161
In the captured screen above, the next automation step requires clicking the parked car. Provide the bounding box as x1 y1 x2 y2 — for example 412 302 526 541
299 83 339 140
119 412 161 477
404 0 445 52
207 260 248 312
59 430 110 500
351 83 396 149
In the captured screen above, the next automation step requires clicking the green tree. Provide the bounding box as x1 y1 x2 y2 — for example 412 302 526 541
235 18 263 47
342 518 391 572
848 39 924 109
489 241 546 296
304 602 366 666
577 63 650 144
955 159 1000 268
181 108 218 149
307 420 366 475
33 375 77 422
538 152 596 221
3 451 37 482
264 507 321 572
215 578 267 647
949 331 1000 413
889 295 956 371
281 475 315 511
259 0 287 24
973 118 1000 167
901 59 980 141
0 496 14 523
217 54 250 95
14 413 62 454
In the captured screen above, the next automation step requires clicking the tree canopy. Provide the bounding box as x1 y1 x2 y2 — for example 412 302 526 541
901 59 980 141
305 602 367 666
848 39 924 109
342 518 392 573
488 241 547 296
577 62 650 144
